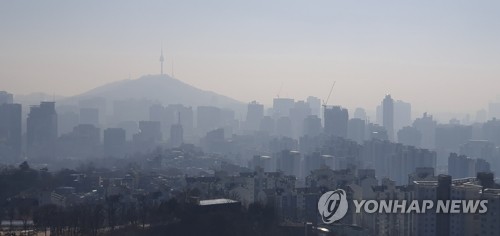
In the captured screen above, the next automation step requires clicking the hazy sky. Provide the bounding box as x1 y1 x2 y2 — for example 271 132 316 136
1 0 500 115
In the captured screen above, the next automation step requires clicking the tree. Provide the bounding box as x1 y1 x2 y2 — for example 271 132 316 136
7 203 15 232
18 198 36 232
34 204 58 236
106 194 122 231
137 194 149 228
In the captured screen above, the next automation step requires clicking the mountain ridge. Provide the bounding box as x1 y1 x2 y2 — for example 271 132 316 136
64 74 245 112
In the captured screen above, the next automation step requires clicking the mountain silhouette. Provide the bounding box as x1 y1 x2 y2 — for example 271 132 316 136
66 74 244 111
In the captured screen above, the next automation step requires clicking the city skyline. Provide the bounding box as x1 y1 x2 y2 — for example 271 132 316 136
5 72 500 124
3 2 500 235
2 1 500 114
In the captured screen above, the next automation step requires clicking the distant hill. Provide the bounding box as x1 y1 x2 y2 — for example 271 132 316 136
65 74 244 112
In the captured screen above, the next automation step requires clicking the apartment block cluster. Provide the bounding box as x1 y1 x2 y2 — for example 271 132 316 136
4 88 500 235
183 164 500 236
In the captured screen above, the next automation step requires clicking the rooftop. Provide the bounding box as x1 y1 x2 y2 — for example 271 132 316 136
198 198 238 206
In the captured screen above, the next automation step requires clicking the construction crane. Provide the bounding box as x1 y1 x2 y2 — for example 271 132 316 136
322 81 336 109
276 82 284 99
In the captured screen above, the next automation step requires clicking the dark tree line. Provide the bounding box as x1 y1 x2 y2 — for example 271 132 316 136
28 196 181 236
28 196 281 236
33 203 104 236
106 201 281 236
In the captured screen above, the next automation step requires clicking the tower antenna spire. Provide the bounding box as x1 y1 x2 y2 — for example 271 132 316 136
171 59 174 78
160 42 165 75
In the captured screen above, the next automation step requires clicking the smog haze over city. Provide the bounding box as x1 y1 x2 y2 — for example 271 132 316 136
1 1 500 236
2 1 500 117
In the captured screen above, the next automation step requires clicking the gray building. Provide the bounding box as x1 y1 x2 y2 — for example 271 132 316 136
382 94 395 141
103 128 126 158
245 101 264 131
0 91 14 104
0 103 22 161
27 102 58 160
324 106 348 138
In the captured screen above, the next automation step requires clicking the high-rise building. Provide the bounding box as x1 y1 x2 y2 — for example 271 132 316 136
435 124 472 166
168 104 194 139
347 118 365 144
306 96 321 117
302 115 322 137
220 108 237 137
149 104 174 139
448 153 490 178
277 150 301 177
362 139 436 184
289 101 311 138
324 106 348 138
58 124 100 158
480 189 500 235
202 128 226 153
382 94 394 141
0 91 13 104
413 175 493 236
394 100 411 133
358 178 413 236
272 98 294 118
482 118 500 146
133 121 162 152
27 102 58 160
138 121 162 141
276 116 293 138
251 155 276 172
367 123 388 141
397 126 421 147
413 113 437 150
303 152 323 175
116 121 139 141
149 104 165 122
0 103 22 161
197 106 221 135
170 113 183 147
103 128 126 158
73 124 100 144
245 101 264 131
436 175 452 236
259 116 275 135
459 140 497 173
